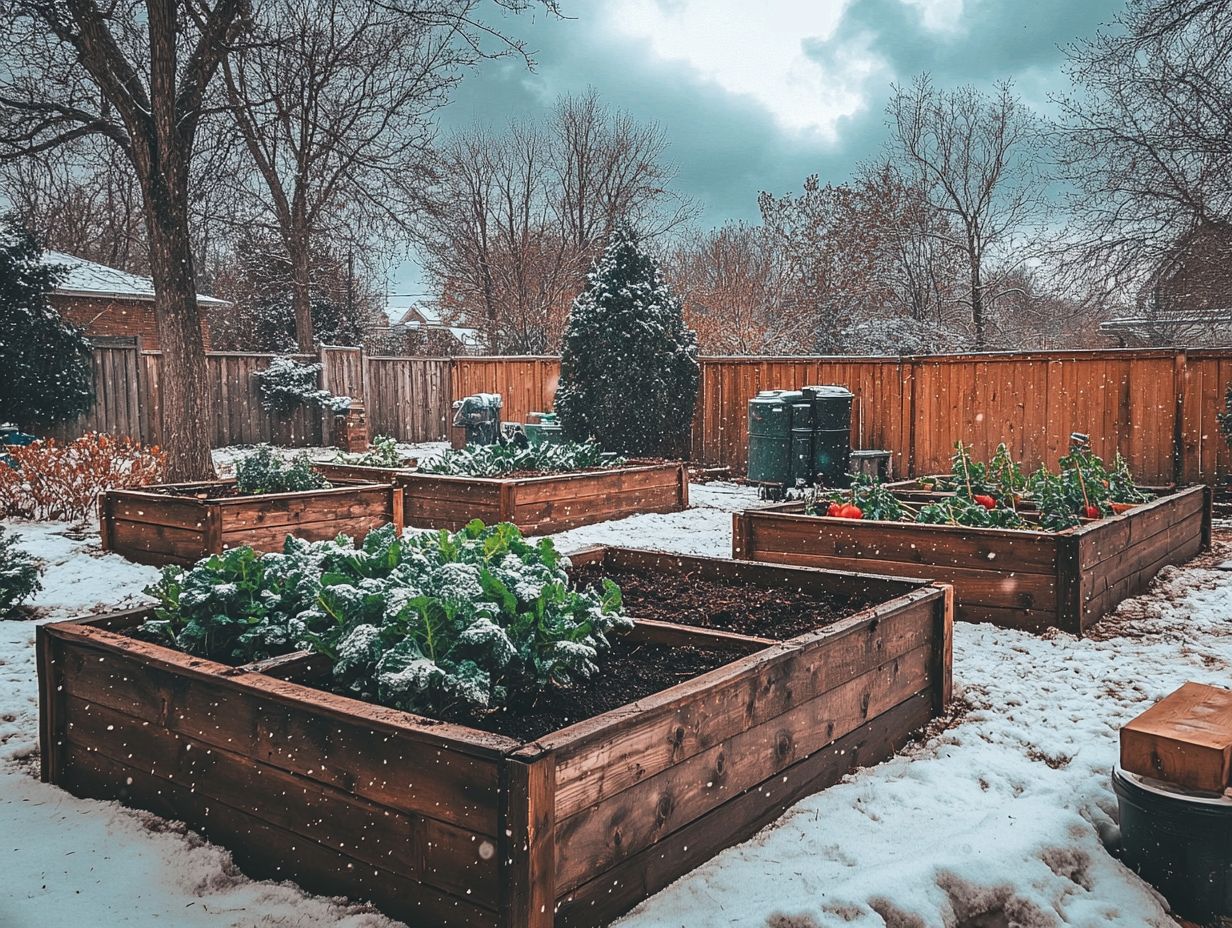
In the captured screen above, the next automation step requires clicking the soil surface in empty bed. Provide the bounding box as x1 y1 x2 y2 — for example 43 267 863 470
572 563 871 639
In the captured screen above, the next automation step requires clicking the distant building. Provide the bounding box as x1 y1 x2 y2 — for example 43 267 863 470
368 296 483 354
43 250 227 350
1101 222 1232 346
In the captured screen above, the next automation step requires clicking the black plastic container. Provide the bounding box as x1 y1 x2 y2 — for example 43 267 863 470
1114 765 1232 919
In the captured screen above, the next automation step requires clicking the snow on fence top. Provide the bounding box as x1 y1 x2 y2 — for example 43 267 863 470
43 250 230 307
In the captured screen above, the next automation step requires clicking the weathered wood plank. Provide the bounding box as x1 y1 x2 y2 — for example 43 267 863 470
553 646 933 891
1120 682 1232 793
502 753 556 928
548 592 941 818
58 745 498 927
554 692 934 928
49 625 513 832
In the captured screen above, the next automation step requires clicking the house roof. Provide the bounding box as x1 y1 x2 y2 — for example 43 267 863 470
43 250 230 307
384 294 481 346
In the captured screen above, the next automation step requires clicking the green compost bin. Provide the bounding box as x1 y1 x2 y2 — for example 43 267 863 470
747 390 799 486
790 399 814 487
804 385 853 487
523 411 565 447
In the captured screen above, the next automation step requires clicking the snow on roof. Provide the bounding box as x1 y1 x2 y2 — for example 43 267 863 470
383 294 481 345
43 250 230 306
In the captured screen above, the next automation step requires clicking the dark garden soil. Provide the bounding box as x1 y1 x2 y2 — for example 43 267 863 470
307 635 738 742
451 636 736 740
572 563 870 640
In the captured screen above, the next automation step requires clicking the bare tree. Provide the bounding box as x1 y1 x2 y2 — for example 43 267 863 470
416 90 693 353
855 160 966 340
220 0 550 352
756 176 874 352
885 75 1046 348
0 139 148 271
1055 0 1232 344
0 0 249 479
667 222 793 354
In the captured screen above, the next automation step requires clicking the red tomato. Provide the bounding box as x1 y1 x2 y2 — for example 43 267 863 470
827 501 843 517
839 503 864 519
1084 504 1100 519
973 494 997 510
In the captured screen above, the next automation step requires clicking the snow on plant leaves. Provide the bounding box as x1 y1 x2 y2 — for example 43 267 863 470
138 519 631 717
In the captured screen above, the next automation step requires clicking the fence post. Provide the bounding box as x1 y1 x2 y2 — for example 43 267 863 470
906 356 919 479
1172 349 1187 487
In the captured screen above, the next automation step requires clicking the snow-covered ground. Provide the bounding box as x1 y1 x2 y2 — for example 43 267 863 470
1 479 1227 927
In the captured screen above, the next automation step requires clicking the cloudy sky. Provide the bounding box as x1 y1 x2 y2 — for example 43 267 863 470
390 0 1125 295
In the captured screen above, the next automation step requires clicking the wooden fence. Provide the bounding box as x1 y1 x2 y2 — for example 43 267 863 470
446 350 1232 486
55 344 1232 486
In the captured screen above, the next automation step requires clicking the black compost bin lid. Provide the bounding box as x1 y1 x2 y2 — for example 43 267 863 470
802 385 853 399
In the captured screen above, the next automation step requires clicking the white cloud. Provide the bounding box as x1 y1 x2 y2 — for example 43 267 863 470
900 0 967 33
603 0 878 140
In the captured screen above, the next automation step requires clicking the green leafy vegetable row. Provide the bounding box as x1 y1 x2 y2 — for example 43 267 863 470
330 434 407 469
139 521 631 718
234 445 330 495
418 439 625 477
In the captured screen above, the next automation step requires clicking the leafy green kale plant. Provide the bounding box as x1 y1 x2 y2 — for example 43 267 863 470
334 434 406 468
0 526 42 613
140 542 328 662
419 439 623 478
139 521 632 718
234 445 330 495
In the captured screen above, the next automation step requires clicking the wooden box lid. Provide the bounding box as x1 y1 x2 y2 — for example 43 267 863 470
1120 682 1232 793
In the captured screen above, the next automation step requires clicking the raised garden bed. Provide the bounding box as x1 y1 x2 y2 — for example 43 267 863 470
99 479 402 567
38 547 951 928
316 460 689 534
733 484 1212 634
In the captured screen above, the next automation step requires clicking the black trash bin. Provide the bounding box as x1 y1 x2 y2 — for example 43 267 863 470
1113 764 1232 920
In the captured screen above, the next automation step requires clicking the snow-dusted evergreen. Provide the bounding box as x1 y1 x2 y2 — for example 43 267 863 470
252 356 351 415
0 525 41 613
0 224 94 427
556 228 699 456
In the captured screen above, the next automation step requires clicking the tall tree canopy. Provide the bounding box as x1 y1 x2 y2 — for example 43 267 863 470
1057 0 1232 343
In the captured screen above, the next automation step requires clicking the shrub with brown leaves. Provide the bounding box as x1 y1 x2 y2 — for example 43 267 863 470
0 433 166 521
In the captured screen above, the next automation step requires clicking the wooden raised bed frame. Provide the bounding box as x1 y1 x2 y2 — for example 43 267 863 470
39 547 951 928
734 484 1212 635
100 479 403 566
315 460 689 534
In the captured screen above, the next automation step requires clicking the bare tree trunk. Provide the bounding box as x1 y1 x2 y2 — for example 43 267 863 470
145 196 216 481
289 225 315 352
968 238 985 349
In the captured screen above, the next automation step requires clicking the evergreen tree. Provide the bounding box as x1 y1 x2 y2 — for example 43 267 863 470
0 224 93 427
556 228 699 456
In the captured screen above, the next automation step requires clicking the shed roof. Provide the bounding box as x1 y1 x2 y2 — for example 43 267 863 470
43 250 230 307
